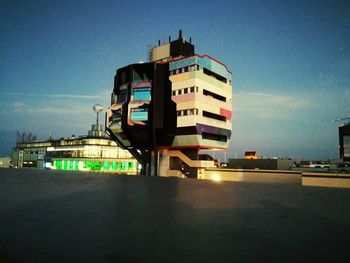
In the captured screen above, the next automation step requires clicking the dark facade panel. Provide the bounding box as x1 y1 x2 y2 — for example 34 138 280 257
339 123 350 161
110 62 177 150
170 39 195 58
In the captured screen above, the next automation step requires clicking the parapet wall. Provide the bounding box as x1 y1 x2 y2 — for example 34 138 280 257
203 168 350 188
203 168 301 184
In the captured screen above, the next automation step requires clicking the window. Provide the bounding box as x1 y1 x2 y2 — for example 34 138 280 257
130 108 148 121
203 111 226 121
202 132 227 142
190 86 195 93
178 89 182 95
172 91 176 96
203 68 227 83
184 88 188 94
177 108 198 117
203 89 226 102
117 88 127 103
132 87 151 100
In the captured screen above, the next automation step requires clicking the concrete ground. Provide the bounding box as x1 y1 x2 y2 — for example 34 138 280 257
1 168 350 263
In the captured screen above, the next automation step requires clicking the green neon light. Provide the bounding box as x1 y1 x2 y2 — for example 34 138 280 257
53 159 137 173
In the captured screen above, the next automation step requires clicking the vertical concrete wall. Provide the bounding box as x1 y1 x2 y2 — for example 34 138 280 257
203 169 301 184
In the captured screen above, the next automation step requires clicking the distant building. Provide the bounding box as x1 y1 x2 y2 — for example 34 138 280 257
244 151 260 160
228 159 294 170
12 124 138 174
0 157 11 168
339 123 350 162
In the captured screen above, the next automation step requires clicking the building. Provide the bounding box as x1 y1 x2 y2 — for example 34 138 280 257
228 159 294 170
12 123 138 174
106 31 232 177
0 157 11 168
244 151 260 160
339 122 350 162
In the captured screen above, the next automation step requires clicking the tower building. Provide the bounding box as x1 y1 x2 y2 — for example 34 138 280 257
106 31 233 177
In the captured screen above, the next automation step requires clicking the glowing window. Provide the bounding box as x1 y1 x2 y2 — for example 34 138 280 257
133 87 151 100
131 108 148 121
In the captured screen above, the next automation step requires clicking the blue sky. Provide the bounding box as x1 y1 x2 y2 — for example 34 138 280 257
1 0 349 160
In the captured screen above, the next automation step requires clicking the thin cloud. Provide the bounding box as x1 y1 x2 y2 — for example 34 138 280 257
240 91 277 97
234 90 310 120
11 102 87 115
0 90 110 100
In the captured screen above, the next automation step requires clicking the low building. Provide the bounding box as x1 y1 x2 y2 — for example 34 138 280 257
244 151 260 160
12 124 138 174
0 157 12 168
228 159 294 170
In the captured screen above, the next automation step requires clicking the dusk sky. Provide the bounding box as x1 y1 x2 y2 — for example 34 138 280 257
1 0 349 160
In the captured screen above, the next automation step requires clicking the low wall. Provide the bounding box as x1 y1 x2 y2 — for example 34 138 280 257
202 168 350 188
203 168 301 184
302 173 350 188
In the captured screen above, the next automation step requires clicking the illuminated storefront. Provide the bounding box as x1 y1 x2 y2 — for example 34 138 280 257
12 125 138 174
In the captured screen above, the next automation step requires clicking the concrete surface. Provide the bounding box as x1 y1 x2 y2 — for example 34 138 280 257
1 168 350 262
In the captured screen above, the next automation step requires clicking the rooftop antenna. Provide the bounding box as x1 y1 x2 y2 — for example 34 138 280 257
92 104 104 125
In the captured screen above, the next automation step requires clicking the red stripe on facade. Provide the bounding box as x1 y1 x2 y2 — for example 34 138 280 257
220 108 232 119
172 93 196 103
131 81 152 88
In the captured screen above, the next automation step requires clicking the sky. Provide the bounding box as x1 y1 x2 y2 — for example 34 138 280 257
1 0 349 160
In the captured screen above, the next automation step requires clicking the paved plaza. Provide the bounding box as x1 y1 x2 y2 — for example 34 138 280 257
0 168 350 262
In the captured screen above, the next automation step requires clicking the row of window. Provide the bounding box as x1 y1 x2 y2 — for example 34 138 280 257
172 87 227 104
177 108 199 116
23 148 46 155
172 86 199 96
170 64 199 76
177 109 228 123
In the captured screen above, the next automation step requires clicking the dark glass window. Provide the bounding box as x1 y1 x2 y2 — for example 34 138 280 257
117 89 127 103
202 132 227 142
203 111 226 121
203 89 226 102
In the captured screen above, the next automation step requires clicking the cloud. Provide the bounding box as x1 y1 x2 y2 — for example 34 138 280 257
234 90 309 120
0 89 111 100
12 101 26 108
